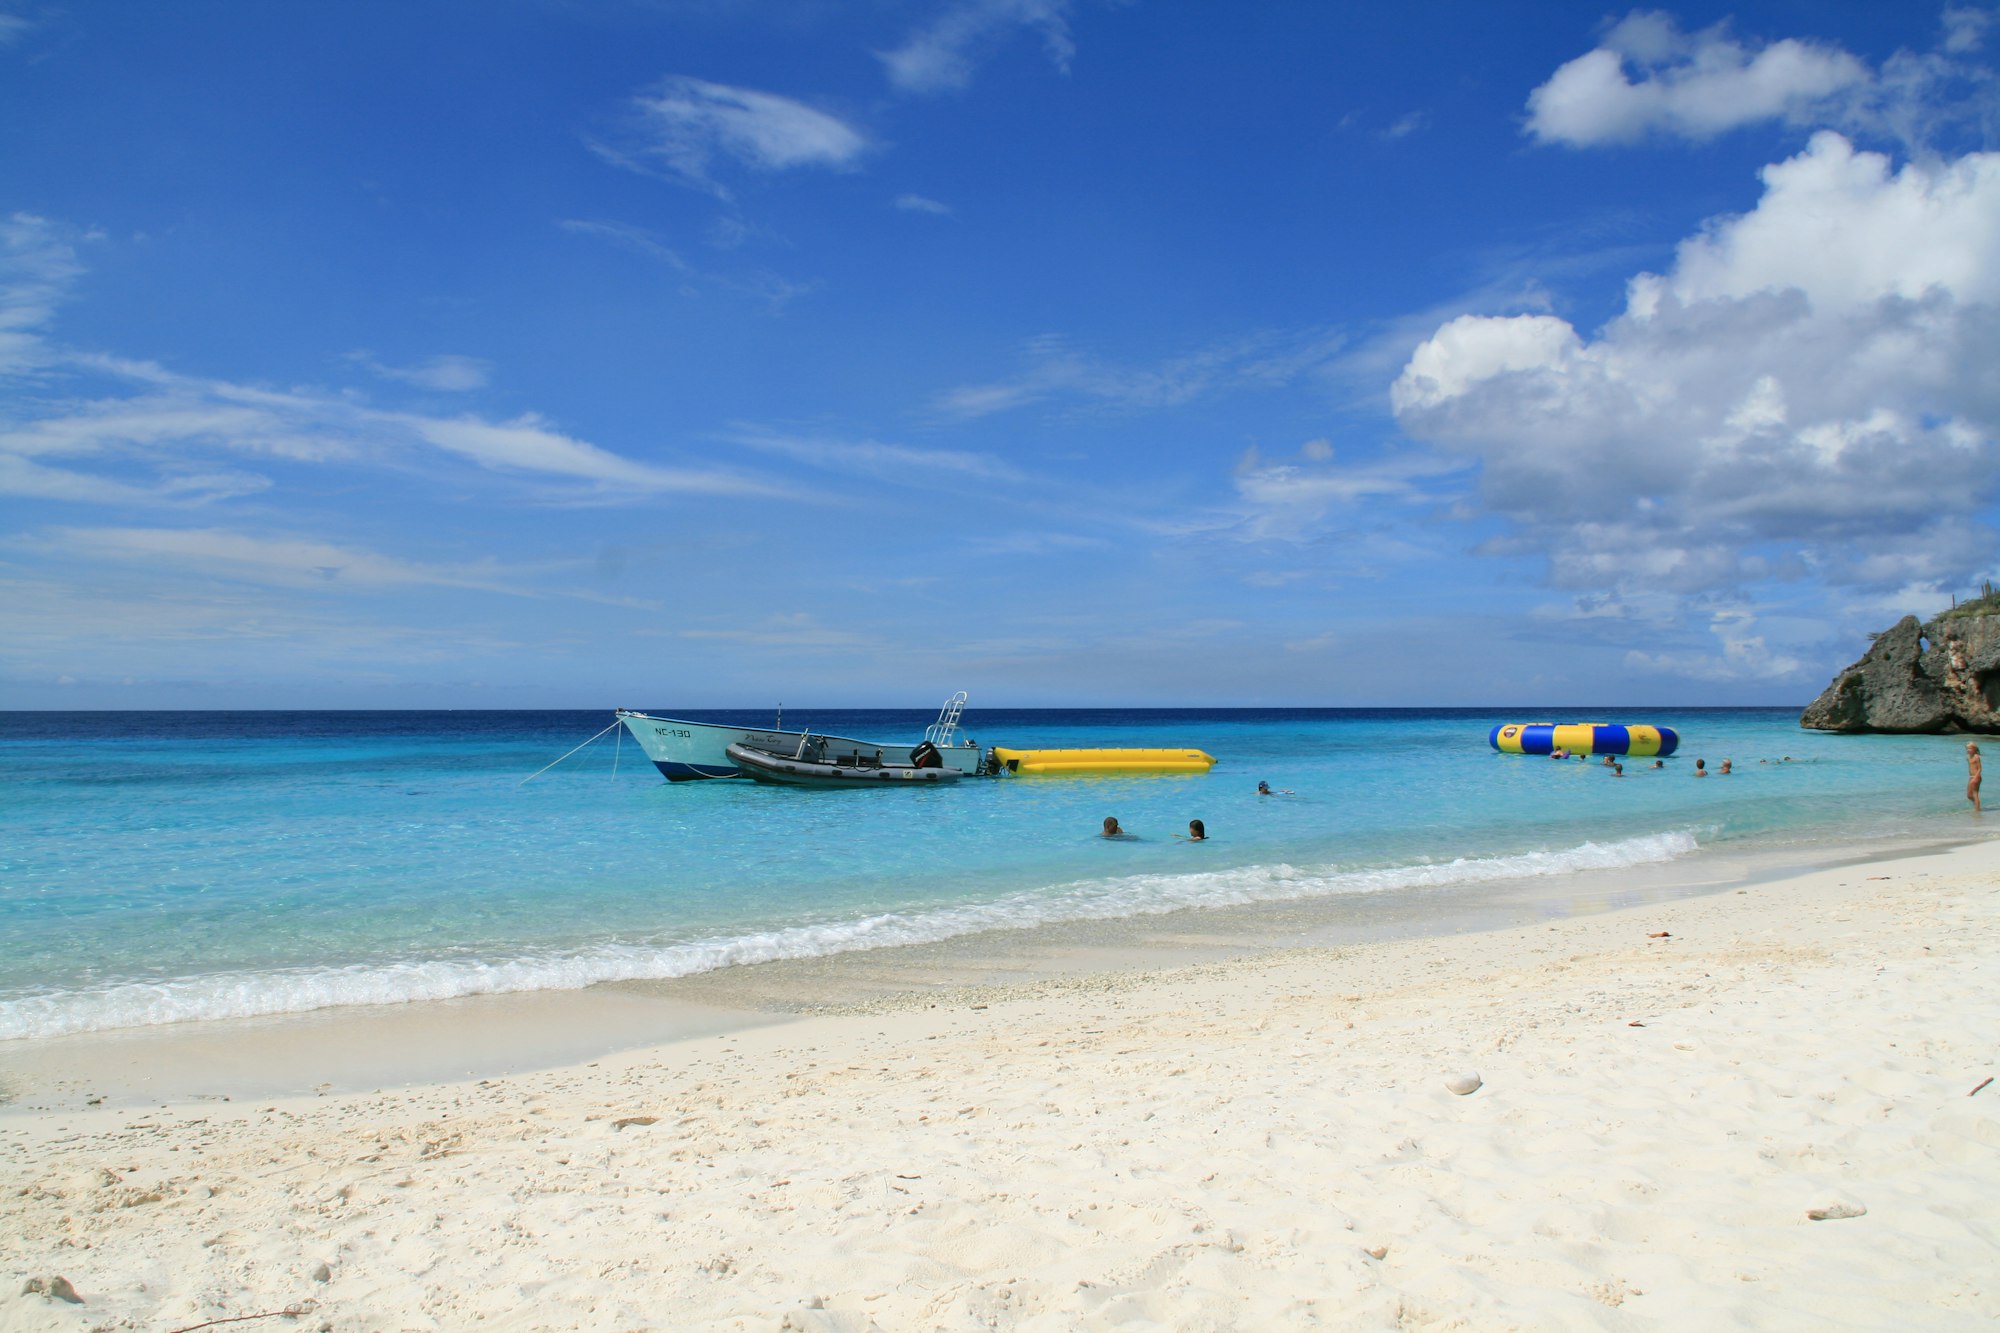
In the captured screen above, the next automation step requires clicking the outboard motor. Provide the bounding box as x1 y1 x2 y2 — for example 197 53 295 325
910 741 942 769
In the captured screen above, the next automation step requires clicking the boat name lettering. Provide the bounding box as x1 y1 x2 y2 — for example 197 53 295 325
653 726 693 739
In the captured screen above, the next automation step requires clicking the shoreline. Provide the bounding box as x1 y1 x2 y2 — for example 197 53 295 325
3 837 1996 1328
0 827 1980 1108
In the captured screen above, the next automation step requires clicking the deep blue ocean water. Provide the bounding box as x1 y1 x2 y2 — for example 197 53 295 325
0 707 1978 1040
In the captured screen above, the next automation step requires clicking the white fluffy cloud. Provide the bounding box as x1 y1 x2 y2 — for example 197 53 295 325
1528 8 2000 153
1647 130 2000 309
1393 132 2000 598
1527 12 1868 146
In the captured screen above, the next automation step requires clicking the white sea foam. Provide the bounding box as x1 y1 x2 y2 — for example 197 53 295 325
0 830 1699 1041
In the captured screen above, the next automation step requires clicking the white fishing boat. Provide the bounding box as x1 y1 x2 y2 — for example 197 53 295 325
615 693 986 782
724 738 964 788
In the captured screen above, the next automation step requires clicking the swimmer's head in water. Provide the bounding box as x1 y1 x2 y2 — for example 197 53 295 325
1188 819 1205 839
1102 816 1121 835
1256 781 1270 793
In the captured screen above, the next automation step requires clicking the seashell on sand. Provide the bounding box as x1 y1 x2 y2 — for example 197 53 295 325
1806 1201 1866 1221
1445 1072 1482 1095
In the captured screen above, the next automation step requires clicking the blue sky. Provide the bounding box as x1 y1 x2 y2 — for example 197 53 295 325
4 2 1998 708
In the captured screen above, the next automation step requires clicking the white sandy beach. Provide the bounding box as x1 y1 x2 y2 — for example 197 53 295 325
3 839 1997 1331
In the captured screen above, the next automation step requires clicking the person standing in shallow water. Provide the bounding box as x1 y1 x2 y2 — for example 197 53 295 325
1969 742 1983 814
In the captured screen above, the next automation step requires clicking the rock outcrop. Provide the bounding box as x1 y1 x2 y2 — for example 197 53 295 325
1800 607 2000 733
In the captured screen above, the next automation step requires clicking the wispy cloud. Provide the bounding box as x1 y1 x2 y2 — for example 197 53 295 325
0 565 532 682
1381 111 1429 140
1945 5 1995 55
1227 441 1467 543
677 611 875 651
559 217 821 313
33 526 537 595
895 193 954 216
963 529 1108 557
1 398 312 460
557 218 692 272
351 352 491 392
1242 569 1314 589
398 412 789 498
24 525 661 609
0 544 665 696
2 370 790 504
879 0 1075 94
0 453 268 506
930 328 1347 421
598 77 869 197
727 425 1029 486
0 213 87 375
0 225 797 506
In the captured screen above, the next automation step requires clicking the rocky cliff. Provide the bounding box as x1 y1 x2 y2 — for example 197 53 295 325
1800 605 2000 733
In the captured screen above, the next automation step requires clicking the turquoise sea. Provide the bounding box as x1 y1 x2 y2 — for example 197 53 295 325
0 707 1978 1042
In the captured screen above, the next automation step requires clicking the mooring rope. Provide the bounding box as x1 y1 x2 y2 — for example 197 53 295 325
519 719 623 786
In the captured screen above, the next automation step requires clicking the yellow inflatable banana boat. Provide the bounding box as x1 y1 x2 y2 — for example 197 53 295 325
991 747 1217 775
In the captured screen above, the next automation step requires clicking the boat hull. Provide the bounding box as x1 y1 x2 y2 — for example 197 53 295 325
725 743 964 789
616 711 985 781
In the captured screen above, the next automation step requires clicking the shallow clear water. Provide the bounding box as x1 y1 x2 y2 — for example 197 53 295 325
0 707 1977 1039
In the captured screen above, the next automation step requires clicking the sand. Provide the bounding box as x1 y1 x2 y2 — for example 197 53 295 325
3 840 1996 1331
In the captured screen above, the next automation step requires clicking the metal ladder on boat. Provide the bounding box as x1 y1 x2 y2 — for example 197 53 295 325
924 692 968 748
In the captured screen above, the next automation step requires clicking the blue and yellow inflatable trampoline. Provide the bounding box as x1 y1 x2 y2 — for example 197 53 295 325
1489 722 1679 757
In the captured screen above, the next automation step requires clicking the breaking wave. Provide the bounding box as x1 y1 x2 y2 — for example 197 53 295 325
0 829 1698 1041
